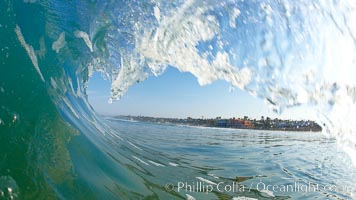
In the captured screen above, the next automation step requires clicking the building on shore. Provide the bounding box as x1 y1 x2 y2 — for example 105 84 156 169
116 115 322 132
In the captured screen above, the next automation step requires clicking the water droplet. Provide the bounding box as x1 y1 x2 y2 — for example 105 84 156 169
0 176 19 200
12 113 19 123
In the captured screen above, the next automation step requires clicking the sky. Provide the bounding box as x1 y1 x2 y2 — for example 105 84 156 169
87 67 316 120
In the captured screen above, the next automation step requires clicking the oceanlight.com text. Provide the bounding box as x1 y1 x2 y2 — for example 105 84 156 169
164 181 353 195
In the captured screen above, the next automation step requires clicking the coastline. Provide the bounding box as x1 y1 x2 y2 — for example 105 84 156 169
113 115 322 132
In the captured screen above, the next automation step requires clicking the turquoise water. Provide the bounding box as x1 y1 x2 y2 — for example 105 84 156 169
1 0 356 199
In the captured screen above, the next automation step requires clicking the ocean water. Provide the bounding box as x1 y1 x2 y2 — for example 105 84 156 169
1 0 356 199
105 119 356 199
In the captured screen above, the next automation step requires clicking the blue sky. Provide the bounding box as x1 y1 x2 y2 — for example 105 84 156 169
87 67 315 120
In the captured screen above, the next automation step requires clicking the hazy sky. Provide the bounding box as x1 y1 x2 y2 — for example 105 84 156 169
88 67 316 120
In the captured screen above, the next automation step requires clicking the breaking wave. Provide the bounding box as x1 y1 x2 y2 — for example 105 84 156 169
1 0 356 199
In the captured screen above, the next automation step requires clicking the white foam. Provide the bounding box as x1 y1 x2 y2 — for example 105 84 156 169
195 177 217 185
107 0 253 102
127 141 142 151
68 77 77 97
74 30 93 52
207 173 219 179
109 131 123 141
62 97 79 119
229 8 240 28
232 197 258 200
154 6 161 22
185 194 196 200
52 32 66 53
260 189 275 197
168 162 179 167
109 55 149 102
137 1 252 97
147 160 165 167
50 77 57 89
15 25 45 82
132 156 149 166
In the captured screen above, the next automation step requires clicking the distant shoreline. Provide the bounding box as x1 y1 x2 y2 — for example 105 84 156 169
114 115 322 132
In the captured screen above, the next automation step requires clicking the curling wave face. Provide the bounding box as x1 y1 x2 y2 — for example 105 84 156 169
1 0 356 199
